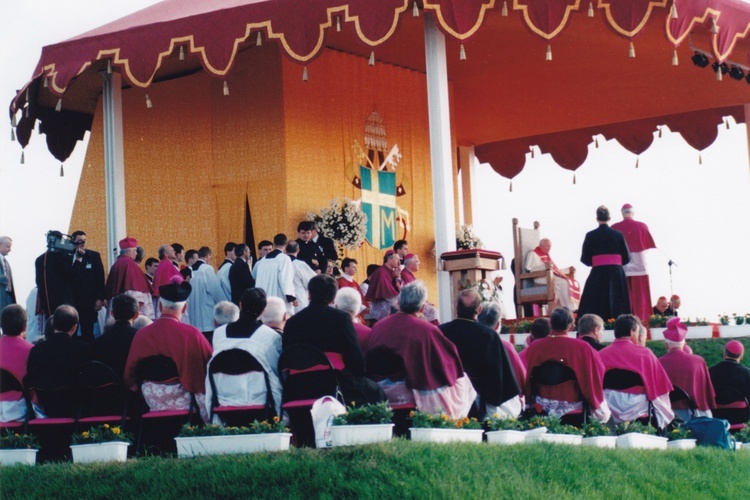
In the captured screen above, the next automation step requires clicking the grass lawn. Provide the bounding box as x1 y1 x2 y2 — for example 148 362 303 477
2 440 749 499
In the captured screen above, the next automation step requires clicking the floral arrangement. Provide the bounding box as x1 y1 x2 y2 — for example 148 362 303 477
683 317 709 327
614 421 658 436
521 416 582 436
581 419 612 438
603 318 616 331
0 430 40 450
409 410 482 429
733 426 750 443
333 402 393 425
458 279 498 303
666 426 694 441
649 315 668 328
71 424 132 445
456 225 483 250
484 415 523 432
719 314 750 326
308 198 368 251
179 418 288 437
502 319 533 334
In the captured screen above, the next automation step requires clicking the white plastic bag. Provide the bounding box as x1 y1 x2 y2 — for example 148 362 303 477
310 396 346 448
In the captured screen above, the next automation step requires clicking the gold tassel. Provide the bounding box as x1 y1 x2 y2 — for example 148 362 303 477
20 151 24 164
145 94 153 108
60 164 64 177
11 114 16 127
502 1 508 16
413 1 419 17
698 153 702 165
595 137 599 148
716 68 723 81
11 128 15 142
26 88 29 101
55 98 62 112
726 119 730 130
302 66 309 81
336 16 341 32
43 77 48 88
629 41 635 58
107 60 112 74
24 106 29 118
658 126 663 138
501 257 507 270
459 44 466 61
573 173 577 184
636 157 639 168
179 46 185 61
712 18 718 34
672 50 678 66
223 81 229 96
671 4 678 19
545 45 552 61
369 51 375 66
530 146 535 158
588 2 594 17
509 180 513 192
256 31 263 46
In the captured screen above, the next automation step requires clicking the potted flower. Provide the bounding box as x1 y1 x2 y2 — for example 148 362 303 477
456 225 483 250
615 421 667 450
666 426 696 450
523 416 583 445
683 318 712 338
409 410 484 443
733 427 750 451
484 415 527 445
0 430 40 466
719 314 750 337
70 424 132 464
331 402 394 446
649 315 668 339
175 418 292 458
600 318 616 342
581 420 616 448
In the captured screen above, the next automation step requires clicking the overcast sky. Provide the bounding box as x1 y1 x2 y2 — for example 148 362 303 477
1 1 749 321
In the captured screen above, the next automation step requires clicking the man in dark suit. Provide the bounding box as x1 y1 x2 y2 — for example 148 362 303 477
35 247 74 321
439 289 521 419
312 222 338 264
283 274 384 405
70 231 105 343
229 243 255 305
0 236 15 309
295 221 326 273
91 293 138 380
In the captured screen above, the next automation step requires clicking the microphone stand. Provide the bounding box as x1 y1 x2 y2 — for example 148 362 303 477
667 259 678 302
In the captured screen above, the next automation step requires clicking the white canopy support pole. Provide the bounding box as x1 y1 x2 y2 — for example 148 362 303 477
744 104 750 176
458 146 475 226
424 14 457 323
101 72 127 268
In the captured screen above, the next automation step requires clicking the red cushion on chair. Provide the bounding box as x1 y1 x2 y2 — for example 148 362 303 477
214 405 265 413
715 401 748 410
28 417 76 426
282 399 319 409
78 416 131 424
287 364 330 376
0 421 23 429
141 410 191 419
389 403 416 411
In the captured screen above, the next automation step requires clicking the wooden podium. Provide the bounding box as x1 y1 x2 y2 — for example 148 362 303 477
440 249 504 317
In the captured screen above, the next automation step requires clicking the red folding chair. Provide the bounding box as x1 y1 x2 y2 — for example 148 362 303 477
712 386 750 433
0 368 27 432
603 368 656 428
366 346 415 437
208 349 275 426
530 361 589 427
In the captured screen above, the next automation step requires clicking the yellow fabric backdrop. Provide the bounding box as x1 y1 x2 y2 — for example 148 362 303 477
71 44 443 298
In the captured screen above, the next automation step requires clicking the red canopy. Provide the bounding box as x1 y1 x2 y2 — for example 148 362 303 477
11 0 750 174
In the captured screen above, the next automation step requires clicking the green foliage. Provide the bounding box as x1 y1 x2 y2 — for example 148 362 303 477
615 421 658 436
485 416 523 431
5 442 749 498
0 429 40 450
581 420 612 437
666 426 694 441
603 318 616 330
409 410 482 429
644 338 750 369
179 418 287 437
333 402 393 425
649 314 668 327
521 416 582 436
734 426 750 443
71 424 132 445
682 318 709 326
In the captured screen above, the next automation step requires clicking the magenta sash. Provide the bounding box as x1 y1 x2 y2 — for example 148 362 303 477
592 254 622 266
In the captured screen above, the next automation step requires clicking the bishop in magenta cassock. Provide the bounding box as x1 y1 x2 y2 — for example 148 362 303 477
104 237 155 319
364 250 401 322
611 204 656 324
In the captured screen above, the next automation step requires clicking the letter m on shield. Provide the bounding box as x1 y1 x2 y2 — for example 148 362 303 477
360 165 397 250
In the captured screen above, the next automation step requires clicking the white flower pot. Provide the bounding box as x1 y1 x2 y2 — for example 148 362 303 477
522 427 548 441
331 424 393 447
175 433 292 458
600 331 615 343
736 442 750 452
667 439 696 450
719 325 750 338
409 428 483 443
686 326 712 339
582 436 617 448
649 328 666 340
0 448 38 466
70 441 129 463
616 433 667 450
529 433 582 445
486 430 526 445
513 333 530 346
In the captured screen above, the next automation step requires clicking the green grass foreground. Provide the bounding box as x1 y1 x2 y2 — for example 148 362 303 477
2 440 749 499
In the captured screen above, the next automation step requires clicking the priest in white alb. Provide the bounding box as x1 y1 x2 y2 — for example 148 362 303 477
252 234 297 316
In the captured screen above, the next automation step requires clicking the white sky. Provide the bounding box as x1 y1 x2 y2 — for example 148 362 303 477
1 1 749 321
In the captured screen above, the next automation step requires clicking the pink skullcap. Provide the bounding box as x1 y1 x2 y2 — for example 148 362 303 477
118 237 138 249
671 294 680 300
621 203 633 211
384 250 395 257
726 340 744 356
404 253 415 261
663 317 688 342
168 275 184 285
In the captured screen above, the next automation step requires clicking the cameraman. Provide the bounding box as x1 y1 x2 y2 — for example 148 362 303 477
35 233 74 323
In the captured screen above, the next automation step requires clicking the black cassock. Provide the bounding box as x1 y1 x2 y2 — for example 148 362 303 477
578 224 631 321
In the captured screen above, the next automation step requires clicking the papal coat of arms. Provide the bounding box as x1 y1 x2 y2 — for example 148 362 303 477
351 110 409 250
